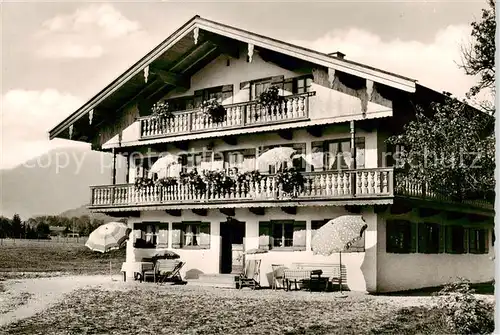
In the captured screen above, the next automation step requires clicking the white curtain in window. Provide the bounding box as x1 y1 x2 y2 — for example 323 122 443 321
328 145 339 170
185 225 193 246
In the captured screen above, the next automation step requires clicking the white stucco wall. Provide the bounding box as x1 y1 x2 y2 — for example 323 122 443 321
375 215 495 292
106 49 390 148
124 206 379 292
126 127 378 183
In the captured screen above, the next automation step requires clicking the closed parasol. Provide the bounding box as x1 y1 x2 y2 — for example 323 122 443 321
311 215 367 293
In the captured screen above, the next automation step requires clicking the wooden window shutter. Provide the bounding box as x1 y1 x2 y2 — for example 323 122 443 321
157 223 169 248
199 222 211 249
258 221 271 250
445 226 453 253
417 222 425 253
410 221 418 253
293 221 306 249
438 224 445 253
463 228 469 253
240 81 250 101
484 229 489 253
172 223 183 249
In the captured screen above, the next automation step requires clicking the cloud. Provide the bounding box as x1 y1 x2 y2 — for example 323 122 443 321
36 4 143 59
40 4 140 38
1 89 88 169
289 24 478 99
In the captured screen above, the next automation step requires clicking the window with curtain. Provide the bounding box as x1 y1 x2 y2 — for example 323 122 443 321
223 148 256 171
259 143 306 173
171 222 210 249
386 220 416 253
469 228 488 254
311 138 365 171
133 222 163 249
247 75 313 100
311 219 365 252
179 152 212 172
258 221 306 250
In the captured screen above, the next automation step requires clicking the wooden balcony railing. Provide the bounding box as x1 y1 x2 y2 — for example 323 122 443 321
90 168 393 208
139 92 315 139
394 175 494 209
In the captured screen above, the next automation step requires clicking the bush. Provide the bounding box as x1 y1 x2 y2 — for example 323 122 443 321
435 278 494 335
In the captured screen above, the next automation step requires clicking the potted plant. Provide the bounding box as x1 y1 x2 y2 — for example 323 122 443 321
203 170 236 194
275 167 305 198
155 177 178 188
257 85 284 115
151 101 175 129
180 169 207 194
201 98 226 123
134 177 155 190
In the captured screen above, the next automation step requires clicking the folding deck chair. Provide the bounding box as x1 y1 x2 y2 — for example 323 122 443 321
156 260 186 284
236 259 261 289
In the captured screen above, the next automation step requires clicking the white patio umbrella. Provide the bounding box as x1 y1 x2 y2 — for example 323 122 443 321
86 221 131 279
311 215 367 294
257 147 296 170
150 153 179 175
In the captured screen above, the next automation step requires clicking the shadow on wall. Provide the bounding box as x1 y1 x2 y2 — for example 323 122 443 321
360 242 376 293
185 268 204 280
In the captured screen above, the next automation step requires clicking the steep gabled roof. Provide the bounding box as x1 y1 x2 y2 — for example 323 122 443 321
49 15 416 141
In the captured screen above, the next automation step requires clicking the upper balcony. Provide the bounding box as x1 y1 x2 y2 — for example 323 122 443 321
138 92 315 140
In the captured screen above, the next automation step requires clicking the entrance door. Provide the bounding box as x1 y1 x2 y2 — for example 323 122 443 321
220 221 245 274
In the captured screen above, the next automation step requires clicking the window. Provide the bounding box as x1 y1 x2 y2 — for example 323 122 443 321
248 75 313 100
179 151 212 172
259 221 306 250
311 219 365 252
311 138 365 171
194 85 233 107
445 226 466 254
386 220 416 253
259 143 306 173
469 228 488 254
135 156 160 179
222 148 256 171
418 222 441 254
133 222 168 248
171 222 210 249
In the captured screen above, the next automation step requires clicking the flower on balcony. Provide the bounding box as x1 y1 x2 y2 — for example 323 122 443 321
236 170 263 190
257 85 284 115
203 170 236 194
155 177 178 188
275 167 306 198
180 169 207 193
201 99 226 123
151 101 174 121
134 177 155 190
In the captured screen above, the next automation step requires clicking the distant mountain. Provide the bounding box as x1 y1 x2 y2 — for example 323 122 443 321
0 147 126 220
59 204 118 222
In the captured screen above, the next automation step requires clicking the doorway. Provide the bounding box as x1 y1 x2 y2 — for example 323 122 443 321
220 220 245 274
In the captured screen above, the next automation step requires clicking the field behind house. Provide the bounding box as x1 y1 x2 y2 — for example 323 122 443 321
0 239 125 277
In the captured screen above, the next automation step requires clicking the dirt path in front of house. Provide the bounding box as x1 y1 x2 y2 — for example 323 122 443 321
0 274 133 327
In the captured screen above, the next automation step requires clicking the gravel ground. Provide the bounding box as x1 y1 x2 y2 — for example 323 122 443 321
0 276 493 335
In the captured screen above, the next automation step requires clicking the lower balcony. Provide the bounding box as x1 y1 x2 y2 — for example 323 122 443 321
90 168 394 211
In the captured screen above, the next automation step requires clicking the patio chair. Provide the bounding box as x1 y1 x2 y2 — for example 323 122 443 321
271 264 287 290
157 260 186 284
236 259 261 289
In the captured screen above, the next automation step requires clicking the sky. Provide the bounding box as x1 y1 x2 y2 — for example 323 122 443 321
0 0 491 169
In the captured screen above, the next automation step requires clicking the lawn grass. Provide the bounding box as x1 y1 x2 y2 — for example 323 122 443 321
0 241 125 277
0 286 455 335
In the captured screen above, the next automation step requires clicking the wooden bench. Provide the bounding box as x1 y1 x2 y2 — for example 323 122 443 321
292 263 347 291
